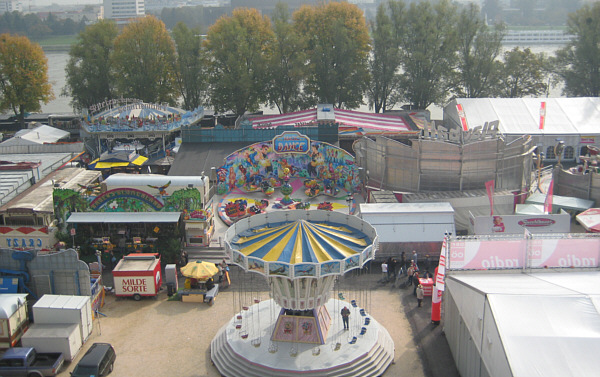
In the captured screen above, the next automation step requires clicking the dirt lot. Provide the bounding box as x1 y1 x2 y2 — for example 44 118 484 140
57 270 428 377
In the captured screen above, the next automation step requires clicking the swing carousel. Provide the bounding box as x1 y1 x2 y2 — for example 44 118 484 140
211 210 395 377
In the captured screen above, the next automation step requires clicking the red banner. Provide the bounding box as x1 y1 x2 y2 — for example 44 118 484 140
544 179 554 214
485 180 495 216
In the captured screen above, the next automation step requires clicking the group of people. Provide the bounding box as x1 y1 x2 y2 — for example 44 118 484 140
382 250 434 308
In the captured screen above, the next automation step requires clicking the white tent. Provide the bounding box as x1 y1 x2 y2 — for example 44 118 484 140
1 124 70 146
444 97 600 163
444 271 600 377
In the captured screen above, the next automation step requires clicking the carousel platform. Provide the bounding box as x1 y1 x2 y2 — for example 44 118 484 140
211 299 394 377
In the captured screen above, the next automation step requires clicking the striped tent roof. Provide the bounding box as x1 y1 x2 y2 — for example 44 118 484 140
230 219 370 264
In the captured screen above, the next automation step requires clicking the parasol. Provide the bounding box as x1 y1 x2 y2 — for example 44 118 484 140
180 260 219 280
575 208 600 232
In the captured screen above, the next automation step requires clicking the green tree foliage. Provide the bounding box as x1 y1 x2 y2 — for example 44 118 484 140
112 16 178 104
496 47 548 98
205 8 274 117
367 2 401 113
63 20 118 111
453 3 505 98
554 3 600 97
0 34 54 127
396 0 459 109
293 2 370 109
172 22 207 110
266 2 306 114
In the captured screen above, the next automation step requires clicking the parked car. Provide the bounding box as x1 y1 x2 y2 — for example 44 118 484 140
70 343 116 377
0 347 64 377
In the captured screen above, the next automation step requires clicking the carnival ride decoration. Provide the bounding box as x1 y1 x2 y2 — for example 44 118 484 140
261 180 275 196
212 210 394 377
317 201 333 211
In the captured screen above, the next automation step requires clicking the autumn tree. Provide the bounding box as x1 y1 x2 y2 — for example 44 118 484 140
452 3 505 98
112 16 178 104
266 2 306 114
63 20 118 111
367 2 401 113
495 47 549 98
293 1 370 109
554 3 600 97
205 8 274 118
396 0 459 109
172 22 207 110
0 34 53 127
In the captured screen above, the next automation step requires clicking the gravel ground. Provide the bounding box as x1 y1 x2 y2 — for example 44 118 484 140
56 266 441 377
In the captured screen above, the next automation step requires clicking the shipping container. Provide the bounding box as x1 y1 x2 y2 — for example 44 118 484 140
32 295 93 343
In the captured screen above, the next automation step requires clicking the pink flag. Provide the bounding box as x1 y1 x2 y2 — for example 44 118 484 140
457 104 468 131
485 180 495 216
539 102 546 130
544 178 554 214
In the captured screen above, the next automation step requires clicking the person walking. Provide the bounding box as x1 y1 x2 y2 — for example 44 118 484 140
398 251 407 277
407 263 415 287
388 258 397 282
416 284 424 307
341 306 350 330
413 269 420 296
411 250 419 269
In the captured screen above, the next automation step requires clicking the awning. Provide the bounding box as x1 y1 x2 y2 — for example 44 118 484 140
67 212 182 223
88 155 148 169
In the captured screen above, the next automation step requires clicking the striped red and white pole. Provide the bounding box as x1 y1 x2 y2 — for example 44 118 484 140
431 266 442 324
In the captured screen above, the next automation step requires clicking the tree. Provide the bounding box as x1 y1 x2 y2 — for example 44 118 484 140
266 2 305 114
452 3 505 98
553 3 600 97
397 0 459 109
172 22 207 110
112 16 178 104
205 8 274 117
293 1 370 109
367 2 401 113
495 47 548 98
63 20 118 111
0 34 54 127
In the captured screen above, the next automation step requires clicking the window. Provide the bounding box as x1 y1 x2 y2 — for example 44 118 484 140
564 146 574 160
546 146 556 159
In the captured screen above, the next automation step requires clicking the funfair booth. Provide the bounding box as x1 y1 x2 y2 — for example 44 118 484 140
213 210 394 377
439 233 600 377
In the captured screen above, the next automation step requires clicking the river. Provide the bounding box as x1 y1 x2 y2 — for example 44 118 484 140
41 44 564 119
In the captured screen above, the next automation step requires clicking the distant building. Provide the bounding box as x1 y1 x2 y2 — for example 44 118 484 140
103 0 145 26
0 0 22 14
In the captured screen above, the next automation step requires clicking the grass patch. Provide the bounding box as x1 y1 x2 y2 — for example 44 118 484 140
32 35 77 50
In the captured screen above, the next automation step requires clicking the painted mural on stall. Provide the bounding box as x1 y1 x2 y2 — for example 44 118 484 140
215 131 360 195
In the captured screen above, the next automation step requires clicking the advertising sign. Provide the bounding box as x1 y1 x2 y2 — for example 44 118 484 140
471 212 570 235
447 236 600 270
114 276 154 295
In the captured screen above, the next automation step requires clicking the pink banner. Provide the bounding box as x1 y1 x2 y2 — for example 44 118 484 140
448 238 600 270
449 240 526 270
528 238 600 268
435 238 448 290
539 101 546 130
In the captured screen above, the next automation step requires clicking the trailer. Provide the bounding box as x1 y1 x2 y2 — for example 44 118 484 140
0 293 29 349
359 202 456 260
21 323 82 361
112 253 162 301
32 295 93 343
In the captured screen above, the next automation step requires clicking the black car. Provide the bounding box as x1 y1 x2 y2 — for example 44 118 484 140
71 343 116 377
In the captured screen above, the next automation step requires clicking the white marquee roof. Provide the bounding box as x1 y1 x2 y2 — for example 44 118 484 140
448 271 600 377
445 97 600 135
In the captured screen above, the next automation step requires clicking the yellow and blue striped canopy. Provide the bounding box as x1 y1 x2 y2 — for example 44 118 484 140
231 220 370 264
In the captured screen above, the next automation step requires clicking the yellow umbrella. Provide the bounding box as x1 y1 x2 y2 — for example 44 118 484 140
180 261 219 280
